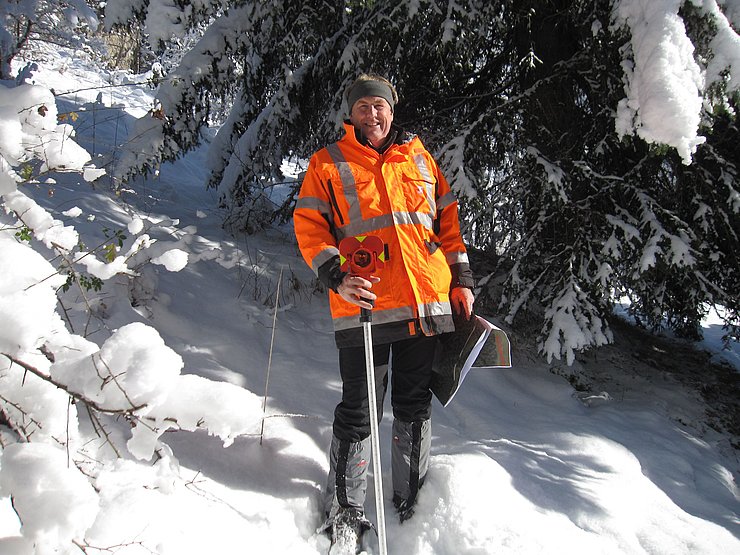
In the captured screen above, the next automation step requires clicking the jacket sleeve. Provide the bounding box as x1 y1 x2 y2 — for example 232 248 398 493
429 154 475 289
293 154 346 291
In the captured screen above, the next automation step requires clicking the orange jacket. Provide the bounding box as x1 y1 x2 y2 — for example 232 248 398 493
294 123 472 347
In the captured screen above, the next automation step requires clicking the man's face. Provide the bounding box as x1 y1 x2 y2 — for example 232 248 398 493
349 96 394 147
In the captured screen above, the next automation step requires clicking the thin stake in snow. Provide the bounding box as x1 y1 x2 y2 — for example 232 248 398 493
260 266 282 445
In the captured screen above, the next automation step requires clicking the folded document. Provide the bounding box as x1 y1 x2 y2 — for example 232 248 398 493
431 315 512 407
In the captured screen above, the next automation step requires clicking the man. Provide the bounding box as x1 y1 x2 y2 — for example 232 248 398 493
293 74 474 546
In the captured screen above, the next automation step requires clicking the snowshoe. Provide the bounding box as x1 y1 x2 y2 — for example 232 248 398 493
329 507 371 555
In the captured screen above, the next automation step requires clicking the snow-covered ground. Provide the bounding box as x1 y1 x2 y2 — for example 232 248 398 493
1 46 738 555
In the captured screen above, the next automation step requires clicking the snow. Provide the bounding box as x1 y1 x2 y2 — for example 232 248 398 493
612 0 740 163
700 0 740 90
541 279 612 365
700 306 740 369
613 0 706 164
1 44 739 555
0 443 99 551
151 248 189 271
0 235 67 357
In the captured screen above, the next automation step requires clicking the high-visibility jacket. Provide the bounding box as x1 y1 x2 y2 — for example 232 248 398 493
294 122 472 347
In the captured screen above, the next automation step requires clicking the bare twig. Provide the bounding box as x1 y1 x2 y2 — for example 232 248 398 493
91 355 141 411
260 267 282 445
84 403 121 458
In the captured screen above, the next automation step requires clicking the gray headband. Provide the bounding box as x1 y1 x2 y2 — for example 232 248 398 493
346 80 395 113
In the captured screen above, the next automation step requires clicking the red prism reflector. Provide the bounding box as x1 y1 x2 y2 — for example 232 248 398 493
338 235 386 278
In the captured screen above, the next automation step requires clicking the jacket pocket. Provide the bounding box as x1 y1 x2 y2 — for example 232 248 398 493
400 171 436 214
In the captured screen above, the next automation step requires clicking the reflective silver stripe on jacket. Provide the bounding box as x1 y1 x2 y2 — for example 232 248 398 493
334 212 435 240
332 301 451 331
296 196 332 217
418 301 453 335
311 246 340 275
418 301 452 318
413 154 437 218
445 251 469 265
333 305 416 331
436 190 457 211
325 143 363 224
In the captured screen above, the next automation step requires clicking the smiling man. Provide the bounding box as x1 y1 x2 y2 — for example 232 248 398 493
294 73 474 552
346 76 396 148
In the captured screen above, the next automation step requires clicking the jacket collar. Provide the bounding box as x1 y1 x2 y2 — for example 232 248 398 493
342 121 413 154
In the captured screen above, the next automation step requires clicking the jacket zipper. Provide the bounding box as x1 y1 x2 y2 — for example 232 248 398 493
327 179 345 225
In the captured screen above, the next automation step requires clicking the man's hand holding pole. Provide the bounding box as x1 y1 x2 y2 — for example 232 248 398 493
337 274 380 310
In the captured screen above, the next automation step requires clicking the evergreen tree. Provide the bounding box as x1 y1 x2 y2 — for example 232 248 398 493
107 0 740 362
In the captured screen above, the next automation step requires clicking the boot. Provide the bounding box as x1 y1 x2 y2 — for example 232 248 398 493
391 418 431 522
329 507 372 555
392 494 416 523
